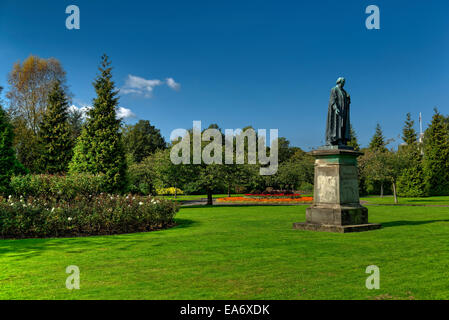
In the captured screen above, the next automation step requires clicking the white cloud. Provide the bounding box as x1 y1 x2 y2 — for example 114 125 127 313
116 107 136 119
69 104 91 118
69 104 135 120
121 74 180 97
166 77 180 91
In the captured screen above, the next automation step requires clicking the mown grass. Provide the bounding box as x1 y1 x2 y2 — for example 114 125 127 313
362 195 449 206
1 201 449 300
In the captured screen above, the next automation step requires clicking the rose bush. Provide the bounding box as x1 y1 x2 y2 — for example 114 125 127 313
0 194 179 239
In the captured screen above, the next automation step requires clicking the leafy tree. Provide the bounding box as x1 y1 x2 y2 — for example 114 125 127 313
38 81 73 173
128 150 162 195
422 109 449 196
6 55 69 172
154 149 193 198
7 55 69 134
0 87 26 194
123 120 166 163
69 54 127 192
347 125 360 151
359 149 407 203
278 137 301 163
276 149 314 191
402 113 418 145
369 123 388 152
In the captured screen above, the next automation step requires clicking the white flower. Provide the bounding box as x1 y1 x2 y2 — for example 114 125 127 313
139 202 144 206
68 217 72 221
110 197 114 200
10 203 14 206
22 204 27 208
51 207 55 213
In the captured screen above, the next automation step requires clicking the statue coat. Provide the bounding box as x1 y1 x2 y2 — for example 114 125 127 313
326 86 351 145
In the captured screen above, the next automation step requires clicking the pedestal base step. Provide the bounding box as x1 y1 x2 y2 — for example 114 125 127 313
292 222 381 233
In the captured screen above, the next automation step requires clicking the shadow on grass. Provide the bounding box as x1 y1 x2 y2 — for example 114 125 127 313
382 219 449 228
0 219 198 261
406 199 448 203
173 218 198 229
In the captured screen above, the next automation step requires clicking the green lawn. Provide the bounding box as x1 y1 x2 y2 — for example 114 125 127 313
1 202 449 299
362 195 449 206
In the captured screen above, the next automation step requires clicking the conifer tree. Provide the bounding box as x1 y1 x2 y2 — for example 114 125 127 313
347 125 360 151
38 81 73 173
369 123 387 152
397 112 425 196
69 55 127 192
402 113 417 145
422 109 449 196
0 87 26 194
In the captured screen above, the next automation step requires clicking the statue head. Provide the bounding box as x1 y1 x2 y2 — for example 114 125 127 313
336 77 345 88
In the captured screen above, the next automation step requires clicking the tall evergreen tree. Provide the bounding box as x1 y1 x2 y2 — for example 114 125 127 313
69 55 127 192
397 112 425 196
347 125 360 151
422 109 449 196
369 123 387 152
402 113 418 145
0 87 26 194
366 123 389 196
38 81 73 173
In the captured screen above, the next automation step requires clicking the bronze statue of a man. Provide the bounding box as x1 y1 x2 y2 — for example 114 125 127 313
325 77 351 146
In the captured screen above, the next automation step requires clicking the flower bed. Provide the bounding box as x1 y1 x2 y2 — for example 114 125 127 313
217 196 313 204
0 194 179 239
244 193 303 199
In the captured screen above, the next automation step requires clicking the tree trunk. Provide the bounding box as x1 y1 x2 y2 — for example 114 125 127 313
392 181 398 204
207 189 213 205
380 182 384 198
227 185 231 197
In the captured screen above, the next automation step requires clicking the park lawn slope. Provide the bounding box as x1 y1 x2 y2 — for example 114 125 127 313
1 204 449 299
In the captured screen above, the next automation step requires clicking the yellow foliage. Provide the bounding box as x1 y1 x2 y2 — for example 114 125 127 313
156 187 184 195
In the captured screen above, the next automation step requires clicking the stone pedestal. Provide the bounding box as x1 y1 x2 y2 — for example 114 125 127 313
293 147 381 233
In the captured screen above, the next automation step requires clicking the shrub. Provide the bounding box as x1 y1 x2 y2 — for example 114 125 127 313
156 187 184 196
298 182 313 193
0 194 179 239
10 174 107 200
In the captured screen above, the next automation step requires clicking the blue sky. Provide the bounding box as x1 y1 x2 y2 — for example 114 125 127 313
1 0 448 150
